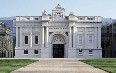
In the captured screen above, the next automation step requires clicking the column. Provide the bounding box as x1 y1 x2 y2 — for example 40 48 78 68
73 26 76 48
98 27 101 49
16 27 18 47
69 27 72 48
94 27 97 48
84 27 87 49
30 28 33 47
46 27 48 47
42 27 45 48
20 27 22 47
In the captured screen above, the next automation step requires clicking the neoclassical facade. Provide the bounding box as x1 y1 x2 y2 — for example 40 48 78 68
15 4 102 58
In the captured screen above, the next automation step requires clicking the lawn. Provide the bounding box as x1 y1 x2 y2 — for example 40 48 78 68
81 59 116 73
0 59 37 73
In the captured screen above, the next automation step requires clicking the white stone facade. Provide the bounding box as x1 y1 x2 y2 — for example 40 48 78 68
15 4 102 58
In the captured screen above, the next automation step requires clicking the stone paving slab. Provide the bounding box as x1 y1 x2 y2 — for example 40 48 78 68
11 58 107 73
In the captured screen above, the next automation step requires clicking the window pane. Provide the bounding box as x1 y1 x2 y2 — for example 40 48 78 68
79 49 82 52
25 36 28 44
35 36 38 44
35 18 38 20
24 50 28 54
89 50 93 55
89 36 92 44
34 50 38 54
79 36 82 44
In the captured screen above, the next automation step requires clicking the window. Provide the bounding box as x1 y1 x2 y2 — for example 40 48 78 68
34 50 38 54
79 36 82 44
24 50 28 54
35 36 38 44
89 49 93 55
79 49 83 55
89 36 92 44
88 18 93 20
25 36 28 44
80 18 83 20
27 18 30 20
35 18 38 20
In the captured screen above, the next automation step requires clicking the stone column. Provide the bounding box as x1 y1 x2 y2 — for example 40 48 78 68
73 26 76 48
30 28 33 47
42 26 45 48
16 27 18 47
94 27 97 48
98 27 101 49
84 27 87 49
46 27 48 47
20 27 22 47
69 27 72 48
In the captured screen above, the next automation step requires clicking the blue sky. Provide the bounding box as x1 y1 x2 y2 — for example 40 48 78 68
0 0 115 18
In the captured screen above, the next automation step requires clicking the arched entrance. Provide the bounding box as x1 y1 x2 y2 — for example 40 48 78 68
52 34 65 58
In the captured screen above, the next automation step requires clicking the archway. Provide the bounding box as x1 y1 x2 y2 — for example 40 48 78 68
52 34 65 58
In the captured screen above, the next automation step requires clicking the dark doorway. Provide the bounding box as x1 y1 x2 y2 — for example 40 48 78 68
53 44 64 58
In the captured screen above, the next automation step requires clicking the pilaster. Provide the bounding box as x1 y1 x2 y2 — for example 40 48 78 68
94 27 97 49
84 27 87 49
73 26 76 48
69 26 72 48
30 27 32 47
46 27 48 47
16 27 18 47
98 27 101 49
20 27 22 47
42 26 45 48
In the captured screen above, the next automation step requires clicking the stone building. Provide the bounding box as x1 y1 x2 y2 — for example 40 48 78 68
15 4 102 58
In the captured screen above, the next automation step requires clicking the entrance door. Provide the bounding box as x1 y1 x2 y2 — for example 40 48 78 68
53 44 64 58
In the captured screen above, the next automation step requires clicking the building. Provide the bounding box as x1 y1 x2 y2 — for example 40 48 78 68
15 4 102 58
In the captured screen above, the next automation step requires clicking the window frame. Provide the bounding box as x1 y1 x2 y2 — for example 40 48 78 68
88 35 93 45
35 18 39 20
78 35 83 45
35 36 38 44
34 50 38 55
24 50 28 55
79 49 83 56
89 49 93 56
25 36 28 44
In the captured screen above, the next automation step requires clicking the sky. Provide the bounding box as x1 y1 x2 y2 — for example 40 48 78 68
0 0 116 18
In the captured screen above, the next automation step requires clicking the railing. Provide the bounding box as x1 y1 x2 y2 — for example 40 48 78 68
16 16 42 21
16 16 102 22
77 16 102 22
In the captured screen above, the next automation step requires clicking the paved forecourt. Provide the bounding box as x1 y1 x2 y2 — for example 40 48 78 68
11 58 107 73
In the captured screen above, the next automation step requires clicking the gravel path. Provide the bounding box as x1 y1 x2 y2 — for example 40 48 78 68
11 58 107 73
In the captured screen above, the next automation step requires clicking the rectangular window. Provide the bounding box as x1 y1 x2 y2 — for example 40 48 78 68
34 50 38 54
35 18 38 20
79 36 82 44
79 49 83 55
24 50 28 54
35 36 38 44
27 18 30 20
89 49 93 55
89 36 92 44
25 36 28 44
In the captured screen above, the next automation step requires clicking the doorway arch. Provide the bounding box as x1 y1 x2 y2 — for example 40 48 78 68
51 34 65 58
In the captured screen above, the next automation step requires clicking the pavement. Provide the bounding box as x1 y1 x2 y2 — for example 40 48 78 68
11 58 107 73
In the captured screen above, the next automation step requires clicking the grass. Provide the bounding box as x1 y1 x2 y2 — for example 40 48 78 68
0 59 37 73
81 59 116 73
